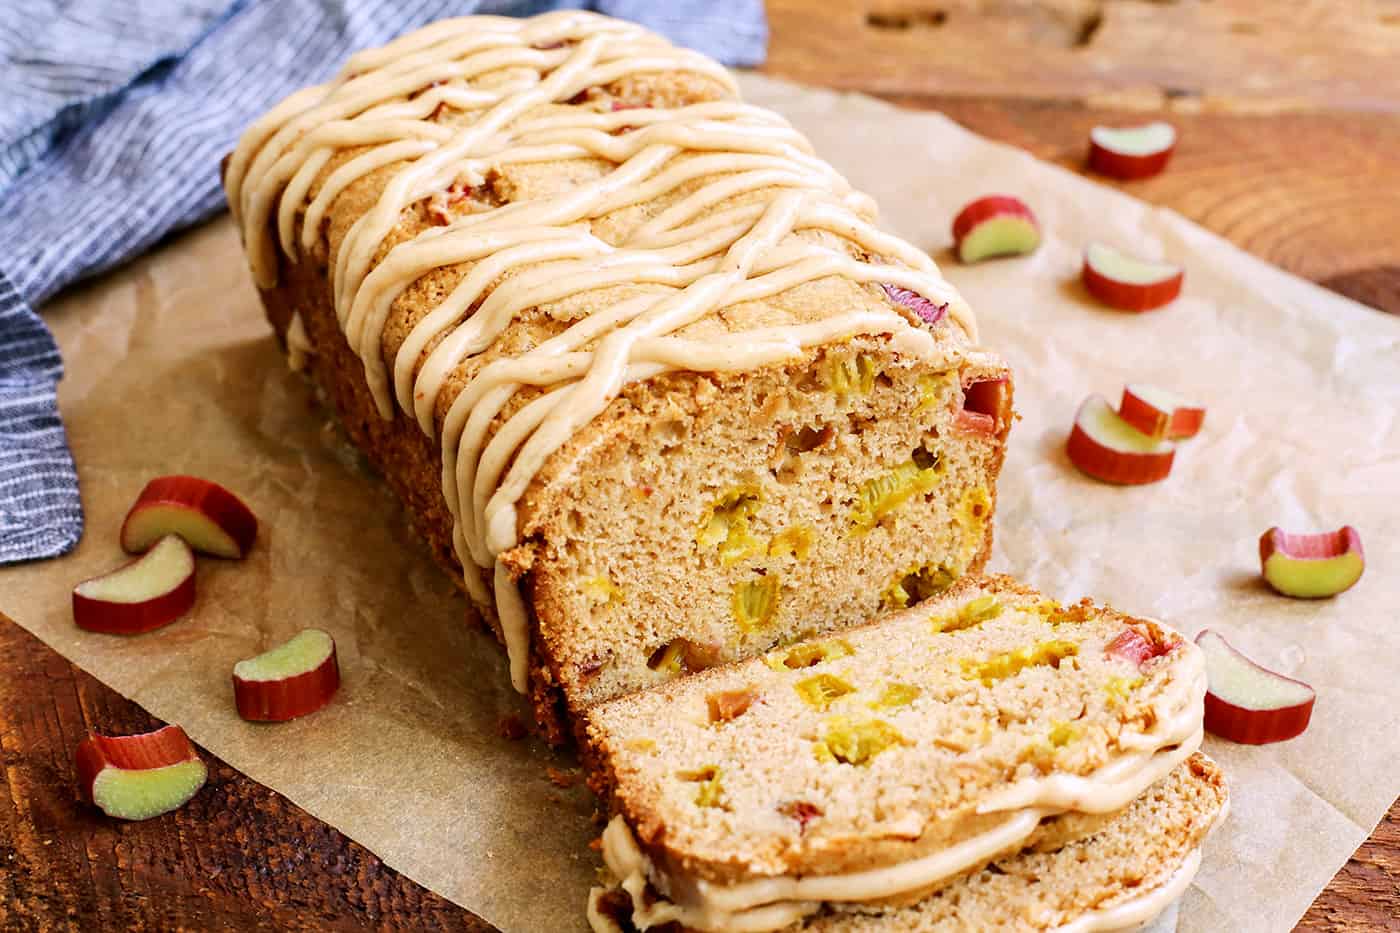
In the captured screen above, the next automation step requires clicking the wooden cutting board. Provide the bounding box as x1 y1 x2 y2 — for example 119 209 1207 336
2 1 1397 928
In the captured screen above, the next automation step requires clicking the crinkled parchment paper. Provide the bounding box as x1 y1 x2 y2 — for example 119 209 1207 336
2 74 1397 932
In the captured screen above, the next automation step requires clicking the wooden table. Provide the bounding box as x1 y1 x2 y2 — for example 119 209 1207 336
3 2 1397 928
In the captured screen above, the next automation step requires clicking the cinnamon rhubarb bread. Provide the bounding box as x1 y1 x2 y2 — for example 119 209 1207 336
580 576 1207 931
224 11 1012 737
589 753 1229 932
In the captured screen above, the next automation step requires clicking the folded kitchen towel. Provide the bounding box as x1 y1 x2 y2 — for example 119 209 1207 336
0 0 767 565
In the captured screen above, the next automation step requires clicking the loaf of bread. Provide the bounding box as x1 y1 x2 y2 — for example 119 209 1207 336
224 11 1012 738
589 753 1228 932
227 15 1226 930
580 576 1207 931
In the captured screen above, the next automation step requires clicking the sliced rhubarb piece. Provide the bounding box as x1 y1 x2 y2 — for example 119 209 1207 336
881 283 948 326
707 688 758 724
233 629 341 722
426 181 475 225
1259 526 1365 598
1066 395 1175 485
72 535 196 635
955 377 1010 437
950 195 1041 263
121 475 258 558
1088 122 1177 180
1081 243 1184 312
1104 628 1171 667
778 799 823 833
954 409 996 435
76 724 207 820
1197 630 1315 745
1119 384 1206 440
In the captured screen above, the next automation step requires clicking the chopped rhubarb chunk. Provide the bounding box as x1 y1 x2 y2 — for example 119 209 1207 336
964 378 1009 421
779 799 823 833
707 688 758 723
882 284 948 325
954 377 1009 435
1259 526 1364 598
1104 628 1171 668
76 725 207 821
955 410 996 434
426 182 479 225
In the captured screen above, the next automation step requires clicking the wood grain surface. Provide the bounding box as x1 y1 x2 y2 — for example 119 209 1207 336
0 616 489 932
766 0 1400 113
767 0 1400 317
3 2 1398 930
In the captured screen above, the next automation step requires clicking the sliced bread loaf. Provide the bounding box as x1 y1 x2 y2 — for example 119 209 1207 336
580 575 1206 929
225 11 1012 738
589 753 1228 932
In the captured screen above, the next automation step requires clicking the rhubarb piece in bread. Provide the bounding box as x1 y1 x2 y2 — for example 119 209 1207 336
589 753 1228 932
224 12 1012 733
580 576 1206 931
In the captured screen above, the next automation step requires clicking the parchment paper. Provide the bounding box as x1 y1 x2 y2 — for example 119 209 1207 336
2 74 1397 932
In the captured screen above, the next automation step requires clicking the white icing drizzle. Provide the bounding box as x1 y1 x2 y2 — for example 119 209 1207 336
688 808 1047 915
1051 847 1201 933
1053 794 1230 933
586 886 627 933
978 652 1208 816
977 729 1202 818
226 11 976 691
598 811 821 932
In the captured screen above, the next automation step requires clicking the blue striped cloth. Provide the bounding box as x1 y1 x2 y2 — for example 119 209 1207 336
0 0 766 565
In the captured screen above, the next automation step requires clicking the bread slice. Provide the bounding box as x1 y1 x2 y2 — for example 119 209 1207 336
588 753 1228 932
580 576 1206 929
225 12 1013 739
